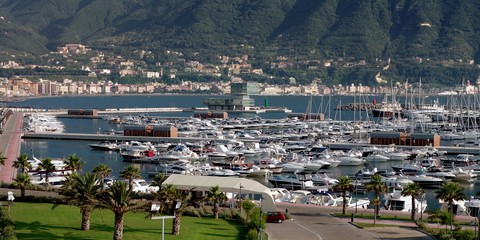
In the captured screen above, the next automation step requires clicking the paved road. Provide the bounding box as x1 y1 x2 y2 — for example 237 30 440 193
265 203 436 240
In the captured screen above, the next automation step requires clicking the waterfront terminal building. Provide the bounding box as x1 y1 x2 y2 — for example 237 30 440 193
203 82 258 111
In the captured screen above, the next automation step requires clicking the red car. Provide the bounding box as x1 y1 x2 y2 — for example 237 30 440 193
266 211 286 223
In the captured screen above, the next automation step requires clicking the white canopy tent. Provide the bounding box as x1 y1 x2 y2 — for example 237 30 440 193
162 174 277 212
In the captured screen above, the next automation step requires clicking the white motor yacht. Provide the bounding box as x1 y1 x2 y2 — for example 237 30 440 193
89 141 119 151
336 156 366 166
383 187 427 213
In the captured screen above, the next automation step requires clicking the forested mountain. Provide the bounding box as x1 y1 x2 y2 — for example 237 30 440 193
1 0 480 85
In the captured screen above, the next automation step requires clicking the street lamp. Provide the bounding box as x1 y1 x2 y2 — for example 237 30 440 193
239 183 245 213
419 193 425 222
258 197 263 240
355 179 358 214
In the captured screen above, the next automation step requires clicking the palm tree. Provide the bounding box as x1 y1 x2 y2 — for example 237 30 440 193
206 185 228 219
162 184 195 235
37 158 56 188
401 182 424 220
64 154 84 173
97 181 148 240
436 182 466 232
0 151 7 166
92 163 112 188
365 174 387 225
13 154 31 173
13 173 33 200
119 165 141 188
59 172 101 230
151 173 167 190
332 176 354 215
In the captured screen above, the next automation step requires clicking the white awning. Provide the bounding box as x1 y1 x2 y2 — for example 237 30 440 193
162 174 277 212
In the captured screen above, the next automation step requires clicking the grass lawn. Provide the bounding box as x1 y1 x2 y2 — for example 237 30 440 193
353 222 401 228
333 212 412 221
10 202 245 240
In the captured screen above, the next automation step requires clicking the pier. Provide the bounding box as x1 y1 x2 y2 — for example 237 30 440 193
328 142 480 155
11 106 292 115
21 132 259 144
22 132 480 155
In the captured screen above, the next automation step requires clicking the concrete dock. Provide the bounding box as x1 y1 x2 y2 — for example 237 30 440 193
0 112 23 183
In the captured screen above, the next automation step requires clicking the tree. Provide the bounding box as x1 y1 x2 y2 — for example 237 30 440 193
64 154 84 173
37 158 56 188
119 165 141 188
0 152 7 166
12 173 33 201
58 172 101 230
0 206 15 239
97 181 148 240
401 182 424 220
151 173 167 190
92 163 112 189
162 185 195 235
13 154 31 173
436 182 466 232
365 174 387 225
332 176 354 215
206 185 228 219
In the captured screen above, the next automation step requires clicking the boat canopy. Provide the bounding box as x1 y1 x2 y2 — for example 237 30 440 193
162 174 277 212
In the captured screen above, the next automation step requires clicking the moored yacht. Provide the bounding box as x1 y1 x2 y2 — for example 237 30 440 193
383 187 427 213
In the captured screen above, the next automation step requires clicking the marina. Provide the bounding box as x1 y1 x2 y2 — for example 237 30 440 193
6 93 480 212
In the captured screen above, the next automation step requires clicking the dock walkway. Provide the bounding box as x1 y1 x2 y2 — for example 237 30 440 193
0 112 23 183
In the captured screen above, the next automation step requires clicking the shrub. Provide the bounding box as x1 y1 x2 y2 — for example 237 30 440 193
244 229 258 240
202 205 213 216
0 206 16 239
416 221 427 230
183 206 201 217
453 229 474 240
439 233 454 240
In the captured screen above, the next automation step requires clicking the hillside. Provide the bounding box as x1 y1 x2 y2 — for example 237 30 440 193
1 0 480 85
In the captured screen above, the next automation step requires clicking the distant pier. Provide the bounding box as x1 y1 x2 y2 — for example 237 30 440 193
335 103 377 111
12 106 292 115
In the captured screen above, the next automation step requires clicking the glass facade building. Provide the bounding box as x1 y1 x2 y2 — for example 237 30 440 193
203 82 258 110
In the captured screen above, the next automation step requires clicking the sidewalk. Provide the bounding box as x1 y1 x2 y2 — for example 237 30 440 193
0 112 23 183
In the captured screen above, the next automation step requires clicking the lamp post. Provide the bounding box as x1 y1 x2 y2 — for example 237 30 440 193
239 183 244 214
258 197 263 240
355 179 358 214
419 193 425 222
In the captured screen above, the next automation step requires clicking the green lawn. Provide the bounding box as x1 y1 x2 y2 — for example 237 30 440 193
333 212 412 221
10 202 245 240
353 222 400 228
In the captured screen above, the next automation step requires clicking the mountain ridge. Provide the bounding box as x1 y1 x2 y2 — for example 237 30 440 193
1 0 480 86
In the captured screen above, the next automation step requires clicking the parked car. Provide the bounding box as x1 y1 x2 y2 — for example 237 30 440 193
266 211 286 223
